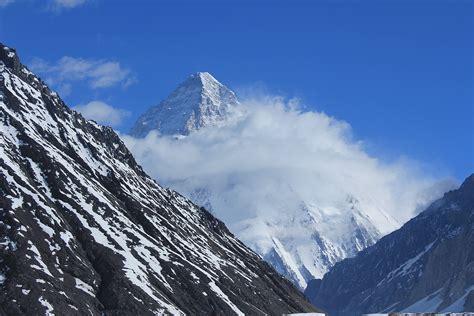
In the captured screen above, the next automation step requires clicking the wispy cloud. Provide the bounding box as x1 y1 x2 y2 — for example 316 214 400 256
0 0 86 11
56 83 72 97
0 0 14 7
30 56 135 93
50 0 86 10
74 100 131 128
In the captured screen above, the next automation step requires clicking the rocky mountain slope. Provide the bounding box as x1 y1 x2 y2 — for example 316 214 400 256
128 72 410 290
130 72 240 137
0 43 320 315
305 174 474 315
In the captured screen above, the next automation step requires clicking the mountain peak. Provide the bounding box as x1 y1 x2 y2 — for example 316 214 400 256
182 72 228 96
460 173 474 191
130 72 239 137
193 71 214 80
0 43 23 74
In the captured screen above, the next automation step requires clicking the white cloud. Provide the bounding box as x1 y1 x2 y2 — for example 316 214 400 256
51 0 86 10
74 101 130 128
56 83 72 97
122 95 455 236
122 95 457 284
0 0 14 7
29 56 135 92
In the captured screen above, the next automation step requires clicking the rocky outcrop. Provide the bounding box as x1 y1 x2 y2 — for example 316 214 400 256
0 43 320 315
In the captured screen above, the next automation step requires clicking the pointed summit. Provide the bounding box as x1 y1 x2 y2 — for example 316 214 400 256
130 72 239 137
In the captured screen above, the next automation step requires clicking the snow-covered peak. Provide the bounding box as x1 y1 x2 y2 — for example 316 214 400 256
194 71 217 84
181 72 219 91
130 72 240 137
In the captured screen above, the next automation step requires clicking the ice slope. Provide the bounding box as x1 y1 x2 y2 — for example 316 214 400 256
0 44 320 315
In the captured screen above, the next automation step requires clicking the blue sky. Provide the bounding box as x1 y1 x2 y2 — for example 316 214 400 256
0 0 472 180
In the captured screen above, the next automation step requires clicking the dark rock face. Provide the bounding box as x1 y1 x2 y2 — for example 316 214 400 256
305 175 474 315
0 43 320 315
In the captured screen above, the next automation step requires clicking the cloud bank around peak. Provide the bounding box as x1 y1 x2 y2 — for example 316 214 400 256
122 96 456 234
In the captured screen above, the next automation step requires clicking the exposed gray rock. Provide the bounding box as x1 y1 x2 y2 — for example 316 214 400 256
0 43 320 315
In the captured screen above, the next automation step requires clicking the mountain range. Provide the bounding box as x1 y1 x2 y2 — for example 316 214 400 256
305 174 474 315
3 42 470 315
0 44 320 315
